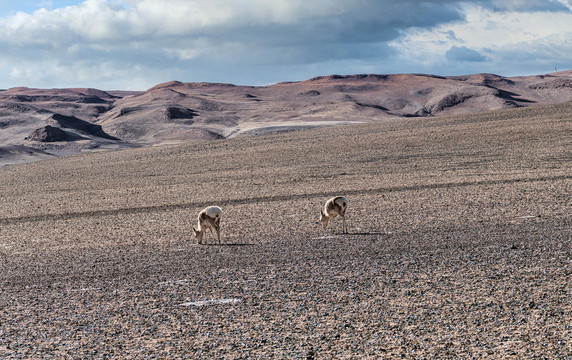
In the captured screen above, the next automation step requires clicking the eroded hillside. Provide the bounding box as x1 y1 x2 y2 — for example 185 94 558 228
1 71 572 165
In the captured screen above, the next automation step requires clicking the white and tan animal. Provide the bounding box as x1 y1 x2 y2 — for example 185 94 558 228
320 196 348 233
193 206 223 244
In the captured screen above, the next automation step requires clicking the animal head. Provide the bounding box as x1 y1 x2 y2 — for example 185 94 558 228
320 209 329 229
193 226 203 244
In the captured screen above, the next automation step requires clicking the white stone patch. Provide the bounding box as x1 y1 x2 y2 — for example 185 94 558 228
172 280 190 285
179 298 242 307
69 287 101 292
519 215 537 219
316 235 336 240
159 279 190 286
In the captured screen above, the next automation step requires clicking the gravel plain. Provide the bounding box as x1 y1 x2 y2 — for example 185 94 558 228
1 102 571 359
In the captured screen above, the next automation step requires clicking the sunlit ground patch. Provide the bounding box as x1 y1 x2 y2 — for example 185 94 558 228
179 298 242 307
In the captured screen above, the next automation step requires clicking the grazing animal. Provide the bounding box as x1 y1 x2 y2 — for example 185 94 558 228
193 206 223 244
320 196 348 233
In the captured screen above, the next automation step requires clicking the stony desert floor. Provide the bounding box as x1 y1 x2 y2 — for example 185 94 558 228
1 102 571 358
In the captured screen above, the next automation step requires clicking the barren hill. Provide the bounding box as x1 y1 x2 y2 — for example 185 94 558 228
1 70 572 165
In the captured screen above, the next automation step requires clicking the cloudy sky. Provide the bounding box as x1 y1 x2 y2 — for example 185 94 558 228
0 0 570 90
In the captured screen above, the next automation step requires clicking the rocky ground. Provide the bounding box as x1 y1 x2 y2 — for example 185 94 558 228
0 102 571 358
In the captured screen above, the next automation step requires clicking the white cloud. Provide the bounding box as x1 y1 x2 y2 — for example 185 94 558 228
0 0 570 89
1 0 355 44
390 3 572 75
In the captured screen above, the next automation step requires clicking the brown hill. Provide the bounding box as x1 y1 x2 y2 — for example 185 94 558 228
1 70 572 165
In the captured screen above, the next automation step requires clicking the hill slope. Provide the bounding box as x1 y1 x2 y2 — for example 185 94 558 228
2 70 572 165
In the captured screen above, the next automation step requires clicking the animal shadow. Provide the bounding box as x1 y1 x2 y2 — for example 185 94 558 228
347 231 385 236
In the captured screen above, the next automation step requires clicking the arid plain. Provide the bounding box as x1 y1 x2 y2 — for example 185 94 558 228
1 97 571 358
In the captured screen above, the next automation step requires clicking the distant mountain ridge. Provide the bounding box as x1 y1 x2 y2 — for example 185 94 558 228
1 70 572 165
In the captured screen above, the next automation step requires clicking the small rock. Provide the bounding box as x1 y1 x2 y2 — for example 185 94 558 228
27 125 67 142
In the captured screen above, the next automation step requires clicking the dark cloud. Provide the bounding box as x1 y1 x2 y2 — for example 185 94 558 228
445 46 488 62
185 1 463 52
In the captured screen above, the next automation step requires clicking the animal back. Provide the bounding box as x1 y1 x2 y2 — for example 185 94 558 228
205 206 223 219
333 196 348 214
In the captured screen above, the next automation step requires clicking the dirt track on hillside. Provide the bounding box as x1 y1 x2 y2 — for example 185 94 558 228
1 103 571 358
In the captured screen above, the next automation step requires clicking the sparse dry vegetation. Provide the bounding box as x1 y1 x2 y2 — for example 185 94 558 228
1 102 571 358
